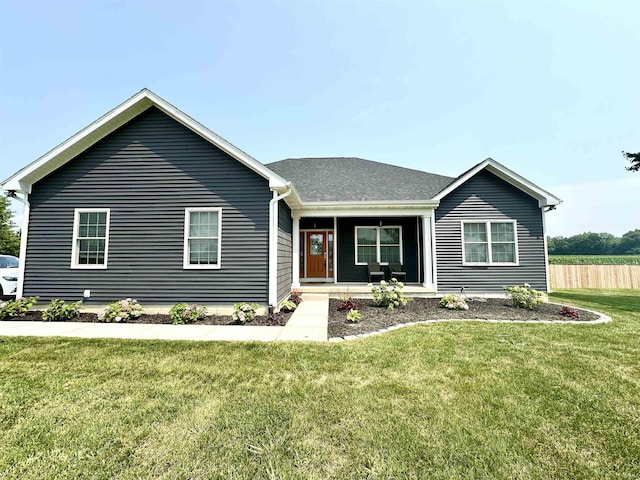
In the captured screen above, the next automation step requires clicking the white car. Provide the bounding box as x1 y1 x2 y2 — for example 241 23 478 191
0 255 19 298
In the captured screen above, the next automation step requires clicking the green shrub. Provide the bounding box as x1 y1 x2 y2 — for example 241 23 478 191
439 294 469 310
280 300 297 313
371 279 409 312
346 309 362 323
169 303 207 325
0 297 37 320
42 299 81 322
503 283 544 309
232 302 260 324
98 298 144 323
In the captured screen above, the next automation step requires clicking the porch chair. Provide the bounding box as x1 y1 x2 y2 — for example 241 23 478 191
389 263 407 283
367 263 385 283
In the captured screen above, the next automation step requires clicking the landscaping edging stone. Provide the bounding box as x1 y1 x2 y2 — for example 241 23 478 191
329 303 612 341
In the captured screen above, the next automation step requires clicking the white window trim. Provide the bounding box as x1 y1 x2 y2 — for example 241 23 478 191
354 225 403 265
461 220 519 266
71 208 111 269
183 207 222 270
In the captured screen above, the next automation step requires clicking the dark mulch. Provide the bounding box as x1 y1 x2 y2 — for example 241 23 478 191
7 311 292 326
329 297 600 338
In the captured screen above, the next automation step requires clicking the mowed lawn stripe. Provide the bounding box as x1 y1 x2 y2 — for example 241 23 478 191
0 289 638 479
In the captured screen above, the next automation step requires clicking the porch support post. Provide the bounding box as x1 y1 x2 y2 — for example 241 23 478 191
422 214 434 289
333 216 338 284
292 211 301 288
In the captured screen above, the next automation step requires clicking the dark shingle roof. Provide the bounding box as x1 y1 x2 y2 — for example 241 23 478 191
267 157 455 203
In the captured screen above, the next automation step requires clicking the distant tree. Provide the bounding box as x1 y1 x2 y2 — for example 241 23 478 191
548 230 640 255
623 151 640 172
569 232 618 255
615 229 640 255
0 197 20 257
548 232 617 255
547 236 570 255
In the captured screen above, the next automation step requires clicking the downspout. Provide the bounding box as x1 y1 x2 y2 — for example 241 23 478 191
268 184 292 309
6 191 29 298
542 205 554 293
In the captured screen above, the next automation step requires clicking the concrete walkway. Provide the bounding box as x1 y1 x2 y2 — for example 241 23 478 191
0 294 330 343
276 294 328 341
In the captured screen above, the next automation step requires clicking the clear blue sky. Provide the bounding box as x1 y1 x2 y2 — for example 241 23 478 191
1 0 638 236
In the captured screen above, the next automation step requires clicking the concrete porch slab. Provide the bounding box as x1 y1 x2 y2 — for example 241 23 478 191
297 284 437 297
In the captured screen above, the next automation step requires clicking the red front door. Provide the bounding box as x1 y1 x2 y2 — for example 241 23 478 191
306 231 326 278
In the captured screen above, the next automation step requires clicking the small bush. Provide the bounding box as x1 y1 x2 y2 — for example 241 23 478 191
169 303 207 325
559 306 580 320
439 294 469 310
371 279 409 312
42 299 81 322
0 297 37 320
232 302 260 324
503 284 544 310
289 291 303 306
267 311 286 326
346 309 362 323
98 298 144 323
337 296 358 312
280 300 297 313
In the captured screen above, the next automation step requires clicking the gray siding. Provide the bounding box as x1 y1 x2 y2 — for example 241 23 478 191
276 201 292 302
25 107 272 304
435 170 547 293
336 217 421 283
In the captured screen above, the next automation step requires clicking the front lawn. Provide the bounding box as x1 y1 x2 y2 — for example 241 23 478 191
0 289 638 479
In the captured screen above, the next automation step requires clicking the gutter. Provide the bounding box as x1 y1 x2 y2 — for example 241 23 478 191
268 184 292 309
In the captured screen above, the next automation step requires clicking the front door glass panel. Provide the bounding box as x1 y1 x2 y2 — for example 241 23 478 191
310 234 323 255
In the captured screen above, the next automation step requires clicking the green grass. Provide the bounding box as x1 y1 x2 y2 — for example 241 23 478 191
1 290 639 479
549 254 640 264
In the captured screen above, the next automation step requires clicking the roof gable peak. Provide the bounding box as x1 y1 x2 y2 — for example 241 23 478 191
433 157 561 208
2 89 288 192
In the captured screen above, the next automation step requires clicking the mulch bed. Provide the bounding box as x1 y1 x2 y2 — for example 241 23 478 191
328 297 600 338
8 311 292 326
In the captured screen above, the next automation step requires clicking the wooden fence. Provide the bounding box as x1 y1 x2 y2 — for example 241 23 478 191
549 264 640 289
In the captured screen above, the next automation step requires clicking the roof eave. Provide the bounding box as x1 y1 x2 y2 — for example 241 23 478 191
2 88 288 193
300 199 440 210
432 158 562 208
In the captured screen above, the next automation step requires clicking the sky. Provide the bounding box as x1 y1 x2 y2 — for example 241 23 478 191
1 0 639 237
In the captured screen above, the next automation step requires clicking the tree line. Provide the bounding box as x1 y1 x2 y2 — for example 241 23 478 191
548 230 640 256
0 197 20 257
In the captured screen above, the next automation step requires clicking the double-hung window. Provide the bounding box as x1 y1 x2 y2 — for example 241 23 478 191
462 220 518 265
71 209 110 268
355 226 402 264
184 208 222 269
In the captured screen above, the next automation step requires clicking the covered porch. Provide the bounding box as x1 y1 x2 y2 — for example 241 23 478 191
291 205 438 292
296 283 438 297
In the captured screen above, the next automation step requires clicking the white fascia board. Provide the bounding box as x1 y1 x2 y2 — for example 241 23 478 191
302 199 440 209
431 158 562 208
142 90 288 189
2 92 151 192
2 89 288 193
294 204 437 218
